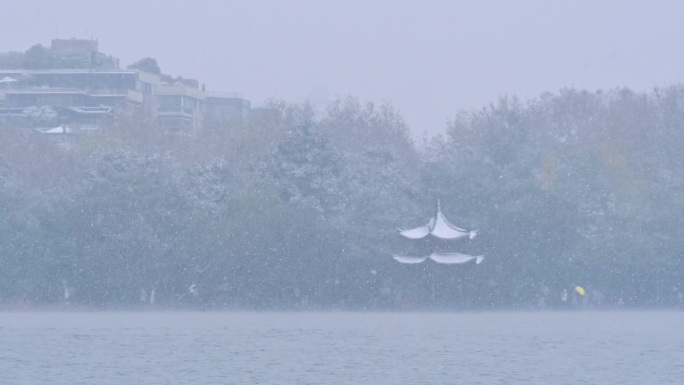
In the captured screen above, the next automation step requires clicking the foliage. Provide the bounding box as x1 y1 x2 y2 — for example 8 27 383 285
127 57 162 75
1 89 683 309
23 44 51 69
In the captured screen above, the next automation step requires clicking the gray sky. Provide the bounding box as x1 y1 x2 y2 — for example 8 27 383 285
3 0 684 136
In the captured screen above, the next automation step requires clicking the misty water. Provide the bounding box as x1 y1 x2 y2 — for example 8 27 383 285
1 311 682 384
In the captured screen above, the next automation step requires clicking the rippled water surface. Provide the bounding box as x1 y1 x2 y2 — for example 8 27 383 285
1 311 683 384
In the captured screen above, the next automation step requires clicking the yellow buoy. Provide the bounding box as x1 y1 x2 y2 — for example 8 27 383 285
575 286 586 296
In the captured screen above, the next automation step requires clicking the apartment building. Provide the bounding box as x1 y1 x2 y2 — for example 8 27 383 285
156 82 205 136
0 38 249 135
0 68 160 125
0 39 159 130
204 92 251 125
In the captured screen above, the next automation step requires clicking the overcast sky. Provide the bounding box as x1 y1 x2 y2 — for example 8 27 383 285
3 1 684 136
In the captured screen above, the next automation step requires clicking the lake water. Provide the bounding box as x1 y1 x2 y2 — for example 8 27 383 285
1 311 682 384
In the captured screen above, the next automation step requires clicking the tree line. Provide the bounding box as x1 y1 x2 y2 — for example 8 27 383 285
1 89 683 309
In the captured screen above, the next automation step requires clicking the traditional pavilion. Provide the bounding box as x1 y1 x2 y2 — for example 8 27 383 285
392 200 484 265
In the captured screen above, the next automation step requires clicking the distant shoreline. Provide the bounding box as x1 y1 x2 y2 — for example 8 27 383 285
2 302 682 313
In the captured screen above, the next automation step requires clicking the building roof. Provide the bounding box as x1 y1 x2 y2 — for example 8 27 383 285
0 69 161 85
157 83 205 100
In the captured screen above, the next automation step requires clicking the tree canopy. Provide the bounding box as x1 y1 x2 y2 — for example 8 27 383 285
1 90 683 309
